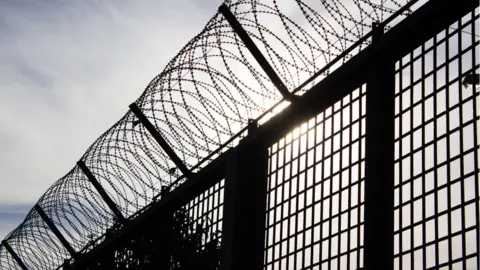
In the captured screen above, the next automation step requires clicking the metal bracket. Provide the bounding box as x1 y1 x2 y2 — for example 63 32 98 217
129 103 192 178
34 204 77 257
462 73 479 88
2 240 29 270
247 119 258 136
219 4 297 102
77 161 126 224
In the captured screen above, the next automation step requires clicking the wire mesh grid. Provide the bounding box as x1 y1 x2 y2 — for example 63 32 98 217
265 85 367 270
176 179 225 250
393 8 480 270
263 7 479 270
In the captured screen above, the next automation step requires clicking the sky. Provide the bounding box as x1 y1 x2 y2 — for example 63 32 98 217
0 0 220 240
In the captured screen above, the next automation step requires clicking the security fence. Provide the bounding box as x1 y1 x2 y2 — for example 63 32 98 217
0 0 478 269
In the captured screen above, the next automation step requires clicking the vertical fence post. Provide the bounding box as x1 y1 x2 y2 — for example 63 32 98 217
153 191 173 269
364 22 395 270
220 121 268 270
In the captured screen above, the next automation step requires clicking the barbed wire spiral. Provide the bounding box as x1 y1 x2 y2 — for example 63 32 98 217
0 0 418 269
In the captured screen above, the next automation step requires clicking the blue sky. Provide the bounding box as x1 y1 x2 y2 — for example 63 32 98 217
0 0 220 240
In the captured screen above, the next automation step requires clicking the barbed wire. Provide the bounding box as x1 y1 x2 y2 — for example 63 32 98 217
0 0 416 269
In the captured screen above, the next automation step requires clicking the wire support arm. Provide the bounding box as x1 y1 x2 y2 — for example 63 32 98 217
77 161 127 224
129 102 192 178
1 240 29 270
34 204 77 257
219 4 297 102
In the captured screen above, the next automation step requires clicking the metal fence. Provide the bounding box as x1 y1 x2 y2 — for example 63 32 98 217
392 10 479 270
265 85 367 270
264 7 480 270
0 0 479 269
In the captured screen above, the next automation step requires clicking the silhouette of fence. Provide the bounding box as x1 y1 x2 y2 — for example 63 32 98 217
0 0 478 269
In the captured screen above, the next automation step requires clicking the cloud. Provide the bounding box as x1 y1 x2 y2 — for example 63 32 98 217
0 0 220 239
0 203 31 240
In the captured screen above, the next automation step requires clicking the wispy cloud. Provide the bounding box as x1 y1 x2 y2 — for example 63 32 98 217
0 0 220 239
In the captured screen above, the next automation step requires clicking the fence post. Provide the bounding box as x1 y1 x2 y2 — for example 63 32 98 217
364 22 395 270
152 190 173 269
220 120 268 270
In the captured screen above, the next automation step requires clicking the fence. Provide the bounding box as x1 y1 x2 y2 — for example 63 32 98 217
0 0 479 269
